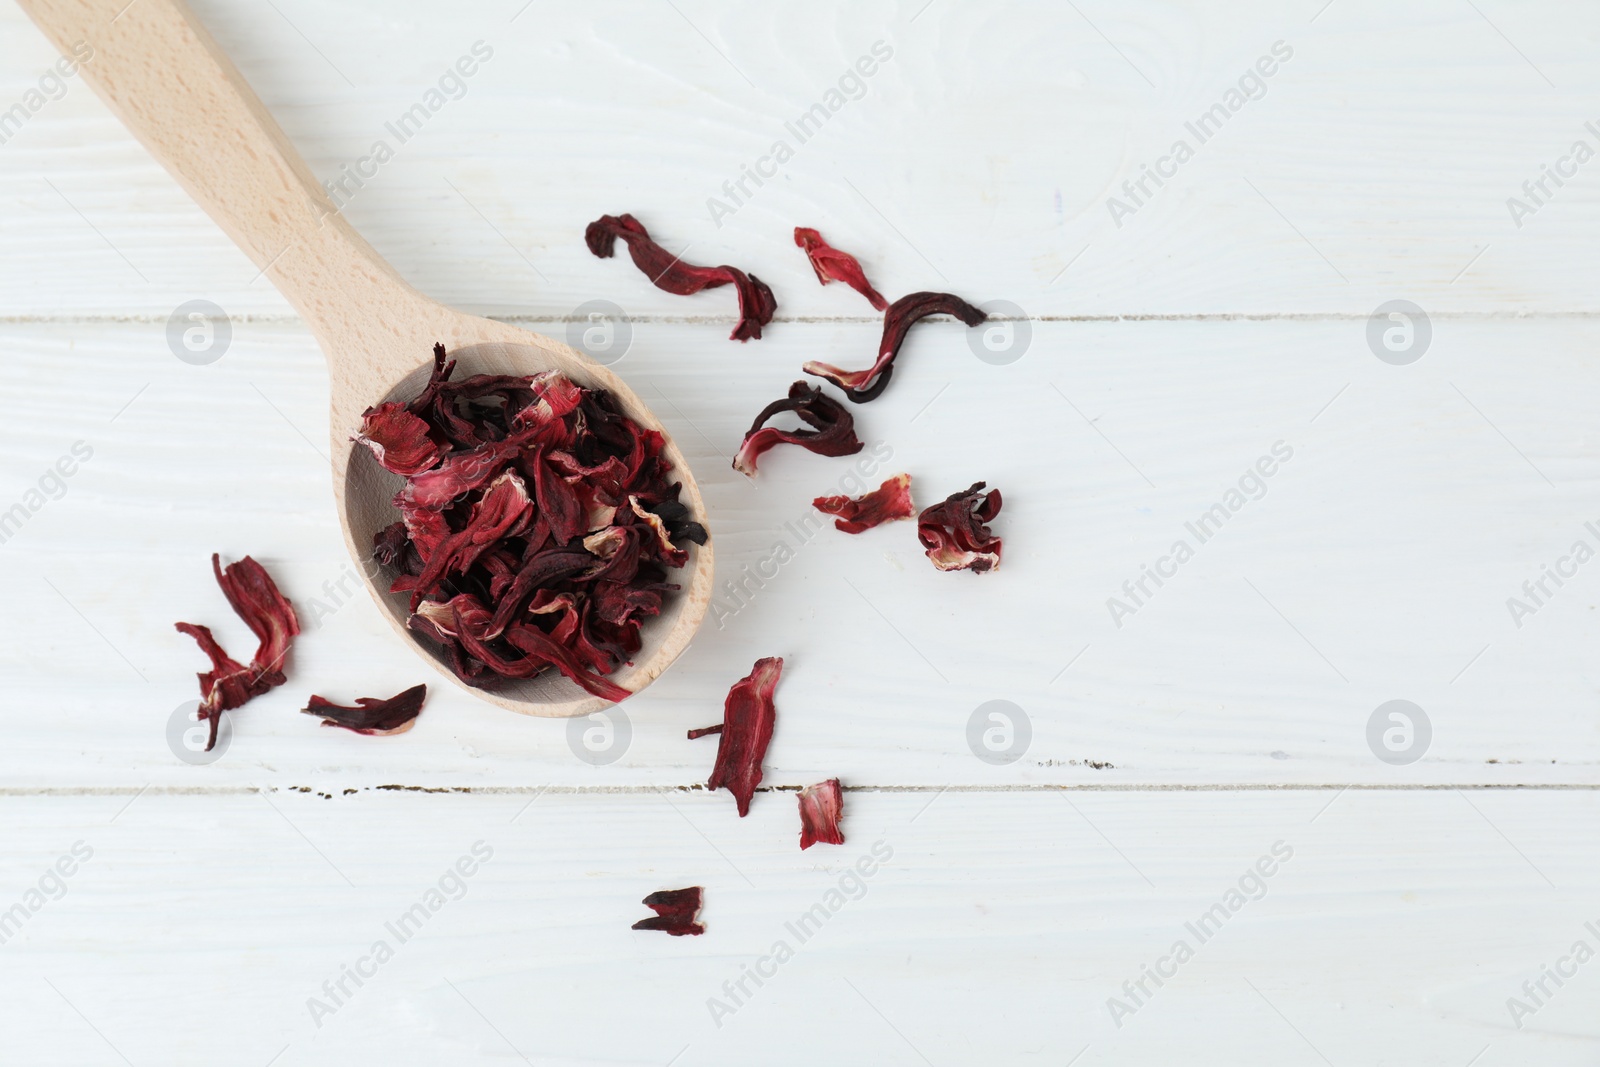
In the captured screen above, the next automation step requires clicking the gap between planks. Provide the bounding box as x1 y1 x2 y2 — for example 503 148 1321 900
3 782 1599 798
7 311 1600 326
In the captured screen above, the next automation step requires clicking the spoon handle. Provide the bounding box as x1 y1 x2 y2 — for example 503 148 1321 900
17 0 417 328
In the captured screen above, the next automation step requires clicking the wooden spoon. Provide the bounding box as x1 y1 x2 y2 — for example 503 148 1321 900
20 0 714 717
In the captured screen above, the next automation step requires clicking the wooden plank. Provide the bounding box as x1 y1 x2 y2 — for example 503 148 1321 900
3 1 1600 318
3 317 1597 787
0 789 1593 1065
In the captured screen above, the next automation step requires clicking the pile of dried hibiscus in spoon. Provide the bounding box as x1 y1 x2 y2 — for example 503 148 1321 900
357 344 707 699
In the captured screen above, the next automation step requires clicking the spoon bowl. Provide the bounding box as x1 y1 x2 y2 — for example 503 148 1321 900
23 0 713 716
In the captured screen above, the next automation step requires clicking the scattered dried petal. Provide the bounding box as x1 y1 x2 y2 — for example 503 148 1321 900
586 213 777 342
794 227 887 311
303 684 427 736
733 381 863 477
813 473 915 534
917 481 1003 573
686 724 723 740
699 657 782 816
798 778 846 849
174 554 301 750
632 886 705 936
804 291 988 402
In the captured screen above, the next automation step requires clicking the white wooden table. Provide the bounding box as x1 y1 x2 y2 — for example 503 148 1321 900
3 1 1599 1063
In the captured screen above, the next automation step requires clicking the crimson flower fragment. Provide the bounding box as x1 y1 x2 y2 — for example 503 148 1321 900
813 472 914 534
793 227 887 310
733 381 863 477
359 344 706 697
804 291 988 402
586 213 777 342
917 482 1003 573
354 403 443 476
692 657 783 816
174 554 302 751
632 886 705 936
303 684 427 736
798 778 845 849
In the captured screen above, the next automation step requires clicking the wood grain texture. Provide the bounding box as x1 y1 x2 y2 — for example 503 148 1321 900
14 0 714 716
1 789 1595 1066
3 317 1597 788
3 0 1600 319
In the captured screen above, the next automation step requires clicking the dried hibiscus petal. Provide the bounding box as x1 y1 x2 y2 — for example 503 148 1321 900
174 554 301 750
692 657 782 816
804 291 988 403
918 481 1003 573
733 381 863 477
813 472 914 534
586 213 777 342
794 227 887 311
303 684 427 736
353 403 443 476
632 887 705 936
798 778 845 849
363 344 703 697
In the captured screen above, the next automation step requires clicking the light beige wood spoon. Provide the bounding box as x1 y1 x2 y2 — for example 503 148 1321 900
21 0 713 717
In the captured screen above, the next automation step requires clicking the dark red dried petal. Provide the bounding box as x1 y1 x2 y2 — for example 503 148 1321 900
733 381 863 477
303 684 427 736
686 724 723 740
401 470 533 610
401 438 522 510
586 213 777 342
353 402 444 476
798 778 845 849
813 473 915 534
632 886 704 936
371 344 700 696
175 554 300 750
173 622 263 750
502 623 632 703
697 657 782 816
529 450 586 545
794 227 887 311
804 291 988 403
486 546 593 638
917 481 1003 573
210 554 301 682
